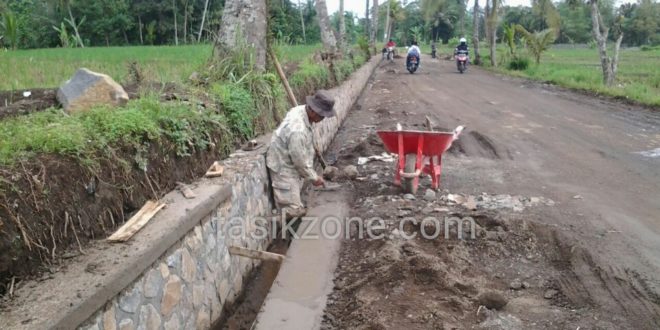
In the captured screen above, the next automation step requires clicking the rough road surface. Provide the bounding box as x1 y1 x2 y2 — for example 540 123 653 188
321 55 660 329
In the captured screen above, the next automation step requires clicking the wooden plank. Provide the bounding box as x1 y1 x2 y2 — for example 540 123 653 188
228 246 285 263
107 201 166 242
205 161 224 178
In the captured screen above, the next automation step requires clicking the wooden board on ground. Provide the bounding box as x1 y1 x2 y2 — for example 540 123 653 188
228 246 285 262
107 201 166 242
205 161 224 178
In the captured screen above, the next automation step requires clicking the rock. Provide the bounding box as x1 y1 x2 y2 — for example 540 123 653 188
522 281 531 289
476 306 494 323
143 269 163 298
163 312 180 330
181 248 196 283
485 231 500 241
573 195 583 199
161 275 183 318
421 207 434 215
57 68 129 113
423 189 437 201
192 284 205 309
216 279 230 300
196 308 211 329
102 304 117 330
477 291 508 310
159 262 170 279
403 193 416 201
342 165 359 180
544 289 558 299
477 313 523 329
119 319 135 330
118 286 142 313
323 166 340 180
138 304 161 330
188 71 200 82
509 279 523 290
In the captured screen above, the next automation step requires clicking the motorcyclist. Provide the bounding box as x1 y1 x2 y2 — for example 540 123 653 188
383 39 396 59
406 41 421 68
454 37 469 56
431 42 437 58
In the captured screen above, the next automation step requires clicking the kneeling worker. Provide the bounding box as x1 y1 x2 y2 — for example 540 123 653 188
266 90 336 219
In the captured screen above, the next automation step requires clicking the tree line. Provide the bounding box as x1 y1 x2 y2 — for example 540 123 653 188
1 0 657 50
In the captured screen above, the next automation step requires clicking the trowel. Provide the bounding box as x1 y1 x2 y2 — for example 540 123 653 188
315 182 342 191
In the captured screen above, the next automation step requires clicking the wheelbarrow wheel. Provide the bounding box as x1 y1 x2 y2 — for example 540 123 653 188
402 154 418 194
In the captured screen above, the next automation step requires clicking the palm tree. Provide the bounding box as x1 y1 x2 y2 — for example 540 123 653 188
1 10 19 50
515 26 556 64
50 0 85 48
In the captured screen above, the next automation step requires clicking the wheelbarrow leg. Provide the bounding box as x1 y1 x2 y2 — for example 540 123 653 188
413 134 424 192
430 156 438 190
394 130 404 187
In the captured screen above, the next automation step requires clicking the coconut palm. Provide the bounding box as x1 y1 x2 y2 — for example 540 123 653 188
515 25 556 64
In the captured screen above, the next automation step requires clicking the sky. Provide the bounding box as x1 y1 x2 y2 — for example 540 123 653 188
325 0 532 18
324 0 633 18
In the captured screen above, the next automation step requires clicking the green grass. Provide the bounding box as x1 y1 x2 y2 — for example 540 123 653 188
0 44 321 90
0 97 230 166
492 46 660 107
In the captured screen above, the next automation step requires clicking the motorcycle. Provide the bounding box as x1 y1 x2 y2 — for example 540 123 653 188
386 46 395 61
407 55 419 74
456 50 469 73
431 45 437 59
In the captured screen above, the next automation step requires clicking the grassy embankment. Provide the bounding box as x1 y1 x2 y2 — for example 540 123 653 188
0 44 368 166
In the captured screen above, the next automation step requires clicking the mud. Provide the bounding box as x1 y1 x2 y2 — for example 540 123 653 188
216 239 289 330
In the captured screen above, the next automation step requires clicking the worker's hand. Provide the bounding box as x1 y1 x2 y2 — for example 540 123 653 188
313 177 325 187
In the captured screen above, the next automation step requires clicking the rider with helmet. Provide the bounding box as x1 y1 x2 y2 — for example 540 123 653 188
454 37 469 56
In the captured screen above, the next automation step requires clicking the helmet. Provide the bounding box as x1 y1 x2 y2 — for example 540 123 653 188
459 37 467 43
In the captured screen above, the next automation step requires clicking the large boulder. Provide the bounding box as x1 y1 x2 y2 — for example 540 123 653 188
57 68 129 113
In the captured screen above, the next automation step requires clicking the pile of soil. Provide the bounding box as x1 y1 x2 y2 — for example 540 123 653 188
0 89 58 119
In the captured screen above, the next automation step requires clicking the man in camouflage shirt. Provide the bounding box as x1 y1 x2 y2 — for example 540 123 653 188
266 90 336 219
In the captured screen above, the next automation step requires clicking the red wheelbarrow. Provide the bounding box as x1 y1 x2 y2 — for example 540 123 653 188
377 125 464 194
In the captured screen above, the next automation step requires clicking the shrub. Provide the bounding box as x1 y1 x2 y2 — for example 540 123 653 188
640 45 660 51
508 56 530 71
211 83 256 140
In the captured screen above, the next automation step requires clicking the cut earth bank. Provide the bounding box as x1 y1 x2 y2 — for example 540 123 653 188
0 55 381 330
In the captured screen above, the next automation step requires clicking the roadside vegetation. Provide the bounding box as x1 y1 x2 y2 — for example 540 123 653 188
491 46 660 107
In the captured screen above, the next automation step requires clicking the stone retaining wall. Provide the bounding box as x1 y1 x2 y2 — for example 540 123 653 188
2 56 379 330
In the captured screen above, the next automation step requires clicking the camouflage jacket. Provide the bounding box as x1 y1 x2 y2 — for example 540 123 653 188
266 105 319 181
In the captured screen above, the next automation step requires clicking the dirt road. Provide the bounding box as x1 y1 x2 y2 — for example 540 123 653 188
321 56 660 329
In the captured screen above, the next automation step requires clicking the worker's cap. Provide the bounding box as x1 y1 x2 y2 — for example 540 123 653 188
306 90 336 118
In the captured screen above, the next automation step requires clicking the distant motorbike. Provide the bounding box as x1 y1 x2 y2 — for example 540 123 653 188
386 47 395 61
455 50 469 73
431 45 437 59
407 55 419 74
